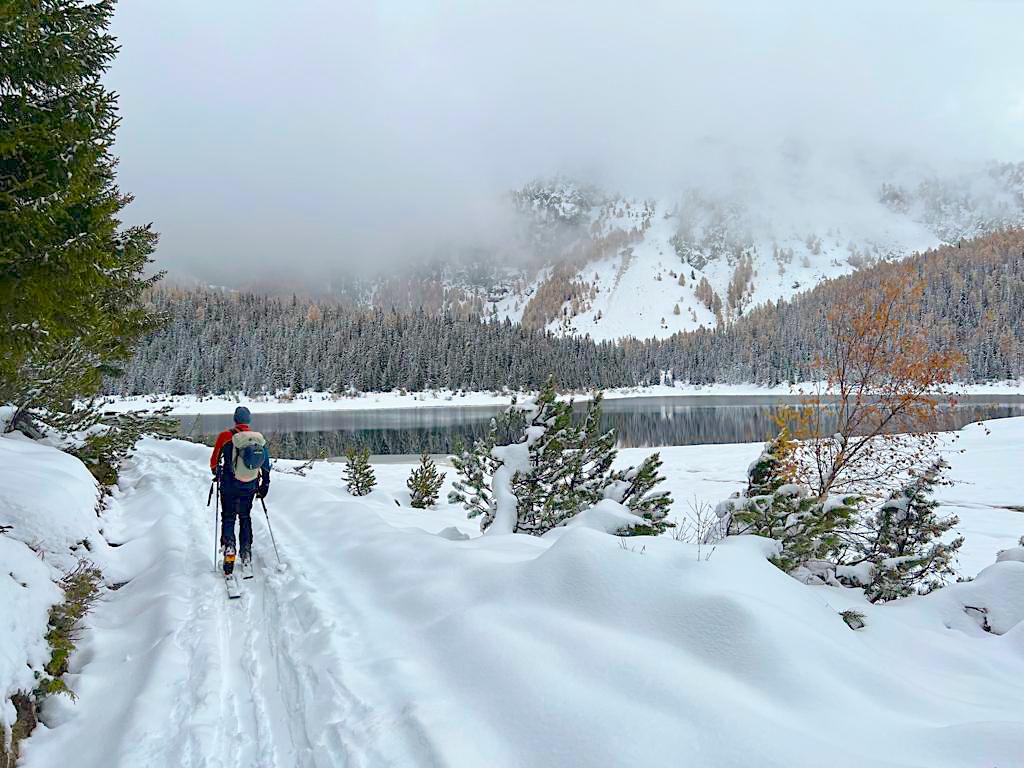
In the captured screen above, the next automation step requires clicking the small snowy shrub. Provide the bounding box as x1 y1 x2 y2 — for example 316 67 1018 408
721 486 860 574
449 422 501 529
838 460 964 602
674 497 725 560
611 453 673 536
407 453 445 509
343 446 376 496
40 562 102 701
718 431 858 574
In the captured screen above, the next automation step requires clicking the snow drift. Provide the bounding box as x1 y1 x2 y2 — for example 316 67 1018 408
8 421 1024 767
0 434 105 746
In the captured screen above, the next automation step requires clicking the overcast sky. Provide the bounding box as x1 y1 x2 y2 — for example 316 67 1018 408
107 1 1024 282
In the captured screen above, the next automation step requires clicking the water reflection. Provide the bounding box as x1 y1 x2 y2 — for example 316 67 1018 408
177 397 1024 459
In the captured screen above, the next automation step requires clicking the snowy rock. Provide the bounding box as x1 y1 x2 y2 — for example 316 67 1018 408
437 526 470 541
995 540 1024 564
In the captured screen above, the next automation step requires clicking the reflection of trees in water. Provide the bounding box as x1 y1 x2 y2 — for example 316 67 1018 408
189 403 1024 460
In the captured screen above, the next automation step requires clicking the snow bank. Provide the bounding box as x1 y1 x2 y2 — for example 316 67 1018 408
288 492 1024 767
0 437 110 573
0 536 59 740
0 435 107 741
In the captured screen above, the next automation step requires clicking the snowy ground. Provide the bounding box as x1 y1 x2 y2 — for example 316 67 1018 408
98 380 1024 416
4 419 1024 767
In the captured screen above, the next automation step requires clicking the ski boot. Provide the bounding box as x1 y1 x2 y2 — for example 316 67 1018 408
223 543 236 576
239 549 254 580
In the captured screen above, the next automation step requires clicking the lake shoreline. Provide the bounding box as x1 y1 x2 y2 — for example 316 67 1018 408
102 381 1024 417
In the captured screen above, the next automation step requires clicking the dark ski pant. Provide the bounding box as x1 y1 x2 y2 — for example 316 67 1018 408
220 488 255 557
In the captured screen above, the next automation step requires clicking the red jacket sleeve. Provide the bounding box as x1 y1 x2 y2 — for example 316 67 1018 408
210 430 233 471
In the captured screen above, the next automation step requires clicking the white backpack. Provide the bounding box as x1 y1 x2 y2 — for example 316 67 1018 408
231 429 267 482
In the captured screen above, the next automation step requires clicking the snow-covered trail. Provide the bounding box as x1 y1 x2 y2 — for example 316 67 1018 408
21 440 436 768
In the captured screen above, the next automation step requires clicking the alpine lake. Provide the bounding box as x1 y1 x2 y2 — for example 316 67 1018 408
175 394 1024 461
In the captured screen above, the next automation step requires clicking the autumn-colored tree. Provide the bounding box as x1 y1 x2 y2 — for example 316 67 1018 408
780 264 965 499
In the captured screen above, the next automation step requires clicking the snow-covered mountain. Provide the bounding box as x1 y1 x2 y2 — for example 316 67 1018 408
479 162 1024 341
225 162 1024 343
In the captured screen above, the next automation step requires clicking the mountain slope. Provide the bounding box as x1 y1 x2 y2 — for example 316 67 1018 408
491 163 1024 341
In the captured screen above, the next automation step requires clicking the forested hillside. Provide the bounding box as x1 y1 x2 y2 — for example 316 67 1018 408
657 229 1024 384
109 230 1024 396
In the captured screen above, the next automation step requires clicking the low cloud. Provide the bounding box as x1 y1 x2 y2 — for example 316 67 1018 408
107 1 1024 283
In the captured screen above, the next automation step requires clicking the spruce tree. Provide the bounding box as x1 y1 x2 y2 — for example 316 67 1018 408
1 1 161 424
343 446 376 496
407 452 445 509
843 460 964 602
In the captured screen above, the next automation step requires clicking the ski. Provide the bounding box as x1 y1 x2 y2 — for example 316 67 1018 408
240 559 254 580
225 573 242 599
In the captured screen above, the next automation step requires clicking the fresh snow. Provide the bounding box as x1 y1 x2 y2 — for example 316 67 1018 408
4 418 1024 767
0 434 107 741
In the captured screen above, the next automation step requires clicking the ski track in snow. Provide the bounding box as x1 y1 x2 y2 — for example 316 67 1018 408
161 448 427 768
32 446 430 768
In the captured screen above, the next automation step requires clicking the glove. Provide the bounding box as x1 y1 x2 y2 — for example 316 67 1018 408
257 483 269 499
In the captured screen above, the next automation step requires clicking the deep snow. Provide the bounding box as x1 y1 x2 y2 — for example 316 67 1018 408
3 418 1024 767
0 434 108 742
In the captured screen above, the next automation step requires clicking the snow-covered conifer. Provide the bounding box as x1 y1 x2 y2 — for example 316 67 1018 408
449 422 501 528
343 446 376 496
567 392 618 507
612 452 674 536
840 460 964 602
718 431 857 574
407 453 445 509
452 381 673 536
746 429 795 496
511 378 584 534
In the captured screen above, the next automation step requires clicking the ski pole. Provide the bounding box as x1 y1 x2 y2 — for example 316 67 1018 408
259 496 282 565
211 478 220 572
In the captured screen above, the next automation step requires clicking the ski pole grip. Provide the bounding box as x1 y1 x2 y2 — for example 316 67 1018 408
207 479 215 507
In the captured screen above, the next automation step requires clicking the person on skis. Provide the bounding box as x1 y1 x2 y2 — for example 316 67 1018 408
211 406 270 576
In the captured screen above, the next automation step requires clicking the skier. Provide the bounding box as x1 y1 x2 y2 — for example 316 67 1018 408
210 406 270 578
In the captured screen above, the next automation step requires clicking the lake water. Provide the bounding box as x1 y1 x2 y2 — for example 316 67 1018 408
175 395 1024 460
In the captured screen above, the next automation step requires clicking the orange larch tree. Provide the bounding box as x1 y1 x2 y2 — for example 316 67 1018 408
781 263 965 500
